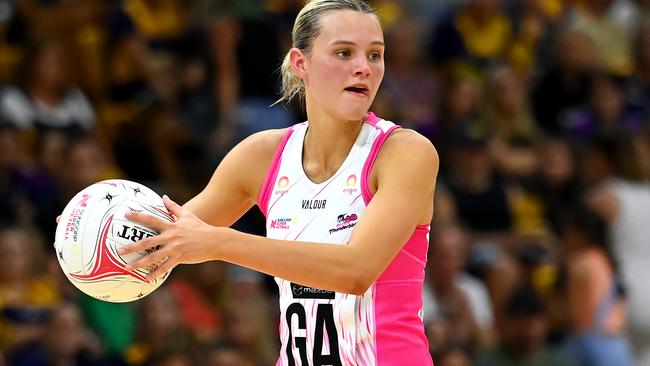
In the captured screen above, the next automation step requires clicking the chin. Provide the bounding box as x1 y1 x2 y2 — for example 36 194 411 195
336 106 370 122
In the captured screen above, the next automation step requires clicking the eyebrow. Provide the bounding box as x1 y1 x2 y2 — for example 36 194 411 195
330 40 385 47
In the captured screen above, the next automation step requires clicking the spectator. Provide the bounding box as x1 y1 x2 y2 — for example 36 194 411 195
0 226 60 350
436 66 484 169
224 296 276 366
372 18 439 137
0 38 95 136
482 65 540 178
531 27 595 135
584 134 650 365
475 287 573 366
0 125 62 241
567 0 634 76
423 225 495 351
125 287 189 365
444 125 513 233
562 206 633 366
523 137 582 235
429 0 513 69
563 73 645 141
6 302 110 366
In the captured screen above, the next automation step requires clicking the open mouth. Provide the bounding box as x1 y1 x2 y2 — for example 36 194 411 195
344 86 369 96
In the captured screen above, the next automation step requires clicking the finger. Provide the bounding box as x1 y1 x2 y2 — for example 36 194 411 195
125 211 171 232
56 215 61 224
145 258 176 282
124 247 169 271
118 236 162 256
162 195 184 217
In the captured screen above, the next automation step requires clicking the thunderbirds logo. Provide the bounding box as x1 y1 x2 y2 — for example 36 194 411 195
329 213 358 234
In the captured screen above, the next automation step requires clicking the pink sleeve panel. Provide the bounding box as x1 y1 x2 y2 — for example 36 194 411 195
257 128 294 217
361 123 401 206
374 226 434 365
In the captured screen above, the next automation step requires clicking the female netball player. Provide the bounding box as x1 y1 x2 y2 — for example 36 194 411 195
120 0 438 364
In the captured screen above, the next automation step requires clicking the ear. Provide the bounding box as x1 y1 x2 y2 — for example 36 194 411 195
289 47 308 81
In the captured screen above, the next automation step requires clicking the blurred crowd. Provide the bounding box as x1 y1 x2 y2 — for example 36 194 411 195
0 0 649 365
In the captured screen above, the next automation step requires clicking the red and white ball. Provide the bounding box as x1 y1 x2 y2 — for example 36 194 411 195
54 179 173 302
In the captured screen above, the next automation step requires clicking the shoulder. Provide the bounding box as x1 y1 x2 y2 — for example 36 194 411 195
384 127 437 150
0 87 33 129
569 251 605 283
235 127 289 157
368 127 439 199
0 86 29 106
573 249 609 273
224 127 290 196
585 184 620 223
376 128 439 173
226 127 290 173
65 88 91 102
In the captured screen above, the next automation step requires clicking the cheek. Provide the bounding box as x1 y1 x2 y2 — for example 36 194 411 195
372 63 385 81
310 61 346 95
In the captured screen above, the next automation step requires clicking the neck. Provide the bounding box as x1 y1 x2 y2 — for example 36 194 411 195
302 103 365 183
496 108 518 123
30 84 60 106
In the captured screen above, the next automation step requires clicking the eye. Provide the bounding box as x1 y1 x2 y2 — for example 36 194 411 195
369 51 382 61
336 50 351 59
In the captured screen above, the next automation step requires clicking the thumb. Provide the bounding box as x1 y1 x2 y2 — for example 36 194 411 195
162 195 183 217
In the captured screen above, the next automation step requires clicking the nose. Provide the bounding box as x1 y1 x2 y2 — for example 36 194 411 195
353 55 371 77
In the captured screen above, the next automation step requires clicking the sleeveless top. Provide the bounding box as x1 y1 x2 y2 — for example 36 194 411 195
257 113 433 366
607 180 650 332
606 179 650 364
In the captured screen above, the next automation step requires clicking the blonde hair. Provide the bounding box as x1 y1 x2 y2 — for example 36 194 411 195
276 0 376 105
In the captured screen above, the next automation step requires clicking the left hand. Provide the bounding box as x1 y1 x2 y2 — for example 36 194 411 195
118 195 221 281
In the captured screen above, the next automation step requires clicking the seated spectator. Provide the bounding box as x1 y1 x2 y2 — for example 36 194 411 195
436 66 484 172
476 287 574 366
372 18 439 137
0 124 62 242
429 0 513 69
6 302 111 366
444 125 513 233
531 28 595 135
423 224 495 351
125 287 189 366
0 227 60 350
224 296 275 366
522 138 581 235
562 73 646 142
0 38 95 137
562 206 633 366
482 65 541 178
567 0 634 76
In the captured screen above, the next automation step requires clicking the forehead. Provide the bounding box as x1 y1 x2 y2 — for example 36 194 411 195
315 10 384 46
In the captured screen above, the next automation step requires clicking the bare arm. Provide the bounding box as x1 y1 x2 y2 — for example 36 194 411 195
568 255 599 331
585 185 620 223
122 130 438 295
